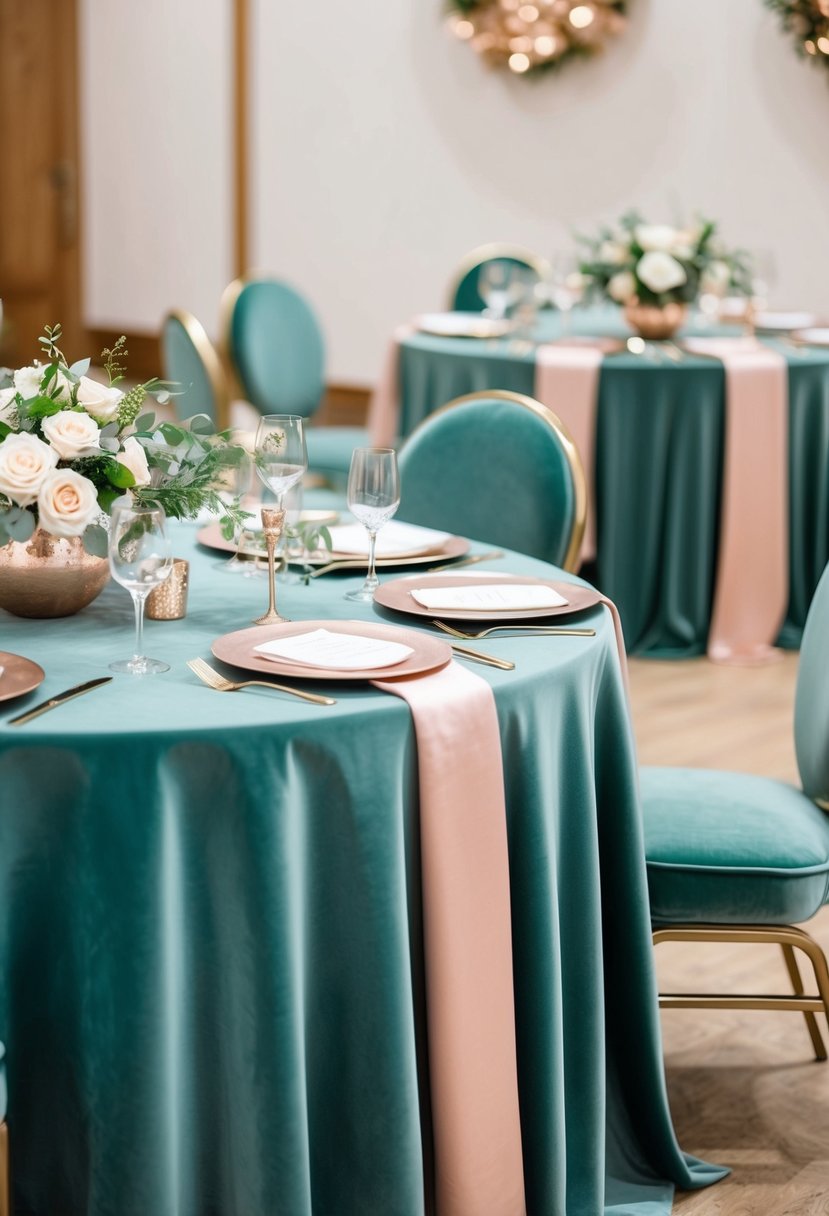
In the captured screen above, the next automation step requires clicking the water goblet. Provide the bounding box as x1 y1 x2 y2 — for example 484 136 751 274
344 448 400 603
108 501 173 675
478 261 529 322
252 414 307 624
549 252 584 338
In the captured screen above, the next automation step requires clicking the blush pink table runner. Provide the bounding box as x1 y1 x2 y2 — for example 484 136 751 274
373 660 526 1216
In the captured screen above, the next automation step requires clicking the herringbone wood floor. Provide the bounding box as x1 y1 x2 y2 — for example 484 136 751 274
629 654 829 1216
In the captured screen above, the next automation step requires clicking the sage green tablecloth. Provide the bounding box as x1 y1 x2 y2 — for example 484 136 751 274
0 526 723 1215
397 310 829 657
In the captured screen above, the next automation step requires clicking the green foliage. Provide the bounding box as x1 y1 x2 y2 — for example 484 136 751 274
82 524 109 558
101 335 128 386
116 383 148 429
764 0 829 72
37 323 65 365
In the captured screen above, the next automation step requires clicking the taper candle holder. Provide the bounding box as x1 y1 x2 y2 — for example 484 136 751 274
253 506 288 625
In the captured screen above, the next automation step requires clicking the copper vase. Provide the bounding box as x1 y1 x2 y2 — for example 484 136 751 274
623 300 688 341
0 528 110 619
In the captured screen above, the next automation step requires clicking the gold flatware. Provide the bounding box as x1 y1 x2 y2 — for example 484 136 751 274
433 621 596 641
187 657 336 706
8 676 113 726
448 643 515 671
308 557 375 579
427 550 505 574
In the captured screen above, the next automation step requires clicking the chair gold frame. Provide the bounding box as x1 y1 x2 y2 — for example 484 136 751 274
163 309 231 432
445 243 552 312
653 923 829 1061
0 1119 8 1216
403 388 587 573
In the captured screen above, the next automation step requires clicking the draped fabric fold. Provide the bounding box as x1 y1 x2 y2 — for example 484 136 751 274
372 662 526 1216
684 339 789 664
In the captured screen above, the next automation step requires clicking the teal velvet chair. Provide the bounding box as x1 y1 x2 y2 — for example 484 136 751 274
221 277 368 485
0 1041 8 1216
642 561 829 1059
396 389 586 571
160 310 231 431
446 243 550 313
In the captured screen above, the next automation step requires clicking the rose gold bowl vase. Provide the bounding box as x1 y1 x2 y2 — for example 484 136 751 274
0 529 110 619
623 300 688 341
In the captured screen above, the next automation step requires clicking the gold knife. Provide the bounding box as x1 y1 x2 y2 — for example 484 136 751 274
449 644 515 671
8 676 113 726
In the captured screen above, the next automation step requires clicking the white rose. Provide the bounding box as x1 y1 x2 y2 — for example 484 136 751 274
13 364 72 403
77 375 123 423
41 409 101 460
637 251 687 294
0 432 59 506
670 242 694 261
607 270 636 303
115 436 151 488
635 225 678 253
0 386 18 424
36 469 99 538
598 241 627 265
701 260 731 296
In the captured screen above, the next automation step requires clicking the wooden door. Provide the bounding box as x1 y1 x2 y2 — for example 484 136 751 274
0 0 82 368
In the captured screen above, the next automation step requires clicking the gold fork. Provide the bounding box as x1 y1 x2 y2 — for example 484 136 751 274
433 620 596 641
187 657 336 706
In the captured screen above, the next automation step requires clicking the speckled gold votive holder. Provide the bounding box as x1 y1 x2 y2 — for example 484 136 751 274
146 559 189 620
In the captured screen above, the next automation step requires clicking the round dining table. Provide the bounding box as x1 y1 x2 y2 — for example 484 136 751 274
0 521 722 1215
384 308 829 658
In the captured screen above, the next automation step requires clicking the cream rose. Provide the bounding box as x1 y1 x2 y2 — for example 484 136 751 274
115 436 151 488
77 375 123 423
0 432 59 506
36 469 99 538
0 386 17 424
637 251 687 294
634 224 678 253
41 409 101 460
13 364 72 403
607 270 636 303
598 241 627 265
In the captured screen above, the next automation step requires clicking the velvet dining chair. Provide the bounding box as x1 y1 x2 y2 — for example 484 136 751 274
642 561 829 1059
446 243 550 313
220 276 368 486
396 389 586 571
160 310 231 432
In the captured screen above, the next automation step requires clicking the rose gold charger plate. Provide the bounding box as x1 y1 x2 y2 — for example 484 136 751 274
373 573 602 622
212 619 453 681
198 523 469 569
0 652 46 703
196 509 339 558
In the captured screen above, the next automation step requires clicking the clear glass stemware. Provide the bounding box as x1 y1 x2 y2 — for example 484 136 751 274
108 500 173 675
344 447 400 603
252 414 308 624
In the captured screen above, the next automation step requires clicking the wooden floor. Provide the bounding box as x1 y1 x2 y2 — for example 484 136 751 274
628 653 829 1216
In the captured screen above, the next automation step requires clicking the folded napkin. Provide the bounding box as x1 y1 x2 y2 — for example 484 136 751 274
410 583 568 612
328 520 450 558
254 628 413 670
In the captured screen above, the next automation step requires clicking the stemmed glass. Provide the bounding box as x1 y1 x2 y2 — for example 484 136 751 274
108 501 173 675
252 414 307 624
220 450 266 577
548 252 584 338
344 448 400 603
478 262 529 322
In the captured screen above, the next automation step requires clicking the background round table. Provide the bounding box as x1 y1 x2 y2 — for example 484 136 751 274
0 524 720 1215
395 308 829 657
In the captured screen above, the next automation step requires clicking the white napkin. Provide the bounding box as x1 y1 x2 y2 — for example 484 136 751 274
0 666 4 679
410 584 568 612
254 628 414 670
328 521 450 558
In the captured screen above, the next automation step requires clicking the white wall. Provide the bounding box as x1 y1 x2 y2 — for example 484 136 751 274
81 0 829 383
80 0 233 337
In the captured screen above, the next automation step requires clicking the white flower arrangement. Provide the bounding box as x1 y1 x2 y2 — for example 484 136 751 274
578 213 751 309
0 324 247 554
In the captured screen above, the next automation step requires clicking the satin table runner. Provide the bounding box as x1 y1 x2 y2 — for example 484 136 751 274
373 660 526 1216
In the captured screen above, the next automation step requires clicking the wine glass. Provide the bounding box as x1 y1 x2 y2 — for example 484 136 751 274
344 448 400 603
478 261 530 321
252 415 307 624
220 449 266 577
548 252 584 338
108 501 173 675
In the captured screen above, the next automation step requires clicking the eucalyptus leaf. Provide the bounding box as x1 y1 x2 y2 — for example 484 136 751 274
134 412 156 432
69 358 91 378
5 508 36 542
82 524 109 558
99 437 121 453
100 422 120 438
188 413 215 435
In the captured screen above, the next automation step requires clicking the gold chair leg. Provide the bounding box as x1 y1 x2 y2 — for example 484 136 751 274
0 1121 9 1216
781 943 827 1061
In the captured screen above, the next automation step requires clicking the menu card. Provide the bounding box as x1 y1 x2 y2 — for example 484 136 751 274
410 584 568 612
255 628 413 670
328 521 450 557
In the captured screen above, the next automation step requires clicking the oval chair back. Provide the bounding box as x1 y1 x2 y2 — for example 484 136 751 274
161 311 230 431
447 244 550 313
397 390 586 571
795 560 829 810
221 277 325 418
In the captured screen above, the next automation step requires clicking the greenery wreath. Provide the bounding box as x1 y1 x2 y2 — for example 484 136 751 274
765 0 829 72
446 0 627 76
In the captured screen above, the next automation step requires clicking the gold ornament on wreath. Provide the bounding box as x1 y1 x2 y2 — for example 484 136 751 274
764 1 829 72
447 0 627 76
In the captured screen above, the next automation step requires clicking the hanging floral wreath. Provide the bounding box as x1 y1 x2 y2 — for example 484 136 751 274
765 0 829 72
446 0 627 76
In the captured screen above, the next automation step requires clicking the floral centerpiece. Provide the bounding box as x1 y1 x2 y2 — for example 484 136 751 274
578 213 752 339
0 324 247 617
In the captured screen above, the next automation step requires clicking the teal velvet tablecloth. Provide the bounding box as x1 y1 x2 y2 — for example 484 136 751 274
0 525 722 1215
397 309 829 657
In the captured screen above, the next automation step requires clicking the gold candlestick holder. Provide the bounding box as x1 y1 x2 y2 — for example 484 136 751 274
253 506 288 625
